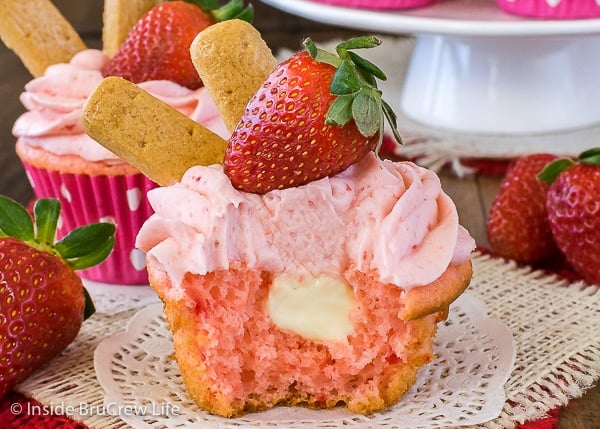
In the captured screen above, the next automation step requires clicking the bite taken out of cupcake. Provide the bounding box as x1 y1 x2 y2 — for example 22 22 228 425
83 19 475 417
0 0 253 285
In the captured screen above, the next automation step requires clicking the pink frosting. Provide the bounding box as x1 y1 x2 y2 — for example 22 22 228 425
12 49 229 164
136 153 475 291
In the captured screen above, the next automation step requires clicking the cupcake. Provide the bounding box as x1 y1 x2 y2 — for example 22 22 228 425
137 153 475 416
2 0 245 284
84 19 475 416
496 0 600 18
13 49 228 285
308 0 434 10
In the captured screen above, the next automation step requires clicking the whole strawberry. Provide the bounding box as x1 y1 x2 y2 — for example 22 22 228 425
224 37 402 193
486 153 560 264
0 196 115 399
102 0 253 89
539 148 600 285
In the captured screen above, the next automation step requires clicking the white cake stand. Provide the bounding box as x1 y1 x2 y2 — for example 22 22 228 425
260 0 600 137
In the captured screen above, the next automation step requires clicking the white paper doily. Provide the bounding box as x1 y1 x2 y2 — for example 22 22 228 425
93 293 515 429
15 254 600 429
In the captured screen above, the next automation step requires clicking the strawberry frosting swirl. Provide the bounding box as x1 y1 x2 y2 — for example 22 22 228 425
12 49 229 164
136 152 475 291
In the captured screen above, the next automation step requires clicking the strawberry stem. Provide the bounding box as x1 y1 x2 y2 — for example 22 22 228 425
34 199 60 247
0 196 116 271
538 147 600 184
538 158 575 185
186 0 254 22
303 37 403 151
579 147 600 165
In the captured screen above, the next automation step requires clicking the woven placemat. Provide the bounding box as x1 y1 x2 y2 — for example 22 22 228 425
14 252 600 429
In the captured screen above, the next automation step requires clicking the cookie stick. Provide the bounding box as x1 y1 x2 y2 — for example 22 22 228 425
190 19 278 133
102 0 163 58
0 0 86 77
82 77 227 186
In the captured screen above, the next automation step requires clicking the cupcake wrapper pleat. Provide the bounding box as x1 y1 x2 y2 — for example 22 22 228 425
22 162 157 285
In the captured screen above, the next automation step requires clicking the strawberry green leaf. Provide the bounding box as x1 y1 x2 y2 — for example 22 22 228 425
347 51 386 82
83 286 96 320
186 0 219 10
326 94 354 126
538 157 575 184
331 60 361 95
211 0 254 22
303 38 318 58
0 195 34 241
382 99 403 145
335 36 381 52
55 223 116 270
304 37 403 145
33 199 60 246
352 87 382 137
68 235 115 271
579 147 600 165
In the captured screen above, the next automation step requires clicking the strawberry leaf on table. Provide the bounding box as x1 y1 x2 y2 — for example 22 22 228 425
537 148 600 285
0 195 116 317
579 147 600 164
0 196 116 399
538 147 600 185
224 36 402 194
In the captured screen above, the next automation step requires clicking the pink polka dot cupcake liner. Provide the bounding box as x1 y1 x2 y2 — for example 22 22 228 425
308 0 434 10
22 162 157 285
496 0 600 18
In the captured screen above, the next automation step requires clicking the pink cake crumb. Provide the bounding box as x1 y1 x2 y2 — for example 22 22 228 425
150 262 446 416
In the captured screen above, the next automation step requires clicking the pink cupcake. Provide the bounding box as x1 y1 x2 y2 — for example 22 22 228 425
496 0 600 18
13 49 228 285
309 0 434 10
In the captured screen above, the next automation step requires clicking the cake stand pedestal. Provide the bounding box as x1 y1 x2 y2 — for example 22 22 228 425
402 33 600 134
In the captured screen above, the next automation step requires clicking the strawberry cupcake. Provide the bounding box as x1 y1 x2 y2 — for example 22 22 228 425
5 0 250 285
14 49 228 285
496 0 600 18
308 0 434 9
129 26 476 416
137 152 475 416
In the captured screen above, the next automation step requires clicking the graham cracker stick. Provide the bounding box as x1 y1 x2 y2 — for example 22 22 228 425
82 77 227 186
190 19 277 133
102 0 163 58
0 0 86 77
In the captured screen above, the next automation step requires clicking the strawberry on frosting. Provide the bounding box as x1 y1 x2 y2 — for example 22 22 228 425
224 37 402 194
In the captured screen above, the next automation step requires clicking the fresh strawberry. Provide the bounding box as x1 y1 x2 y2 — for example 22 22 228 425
539 148 600 285
102 0 253 89
486 153 560 264
0 196 115 399
224 37 402 193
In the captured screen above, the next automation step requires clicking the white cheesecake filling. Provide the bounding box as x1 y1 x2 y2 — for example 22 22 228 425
266 274 356 341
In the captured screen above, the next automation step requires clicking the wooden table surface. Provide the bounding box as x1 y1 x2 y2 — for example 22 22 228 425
0 1 597 428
